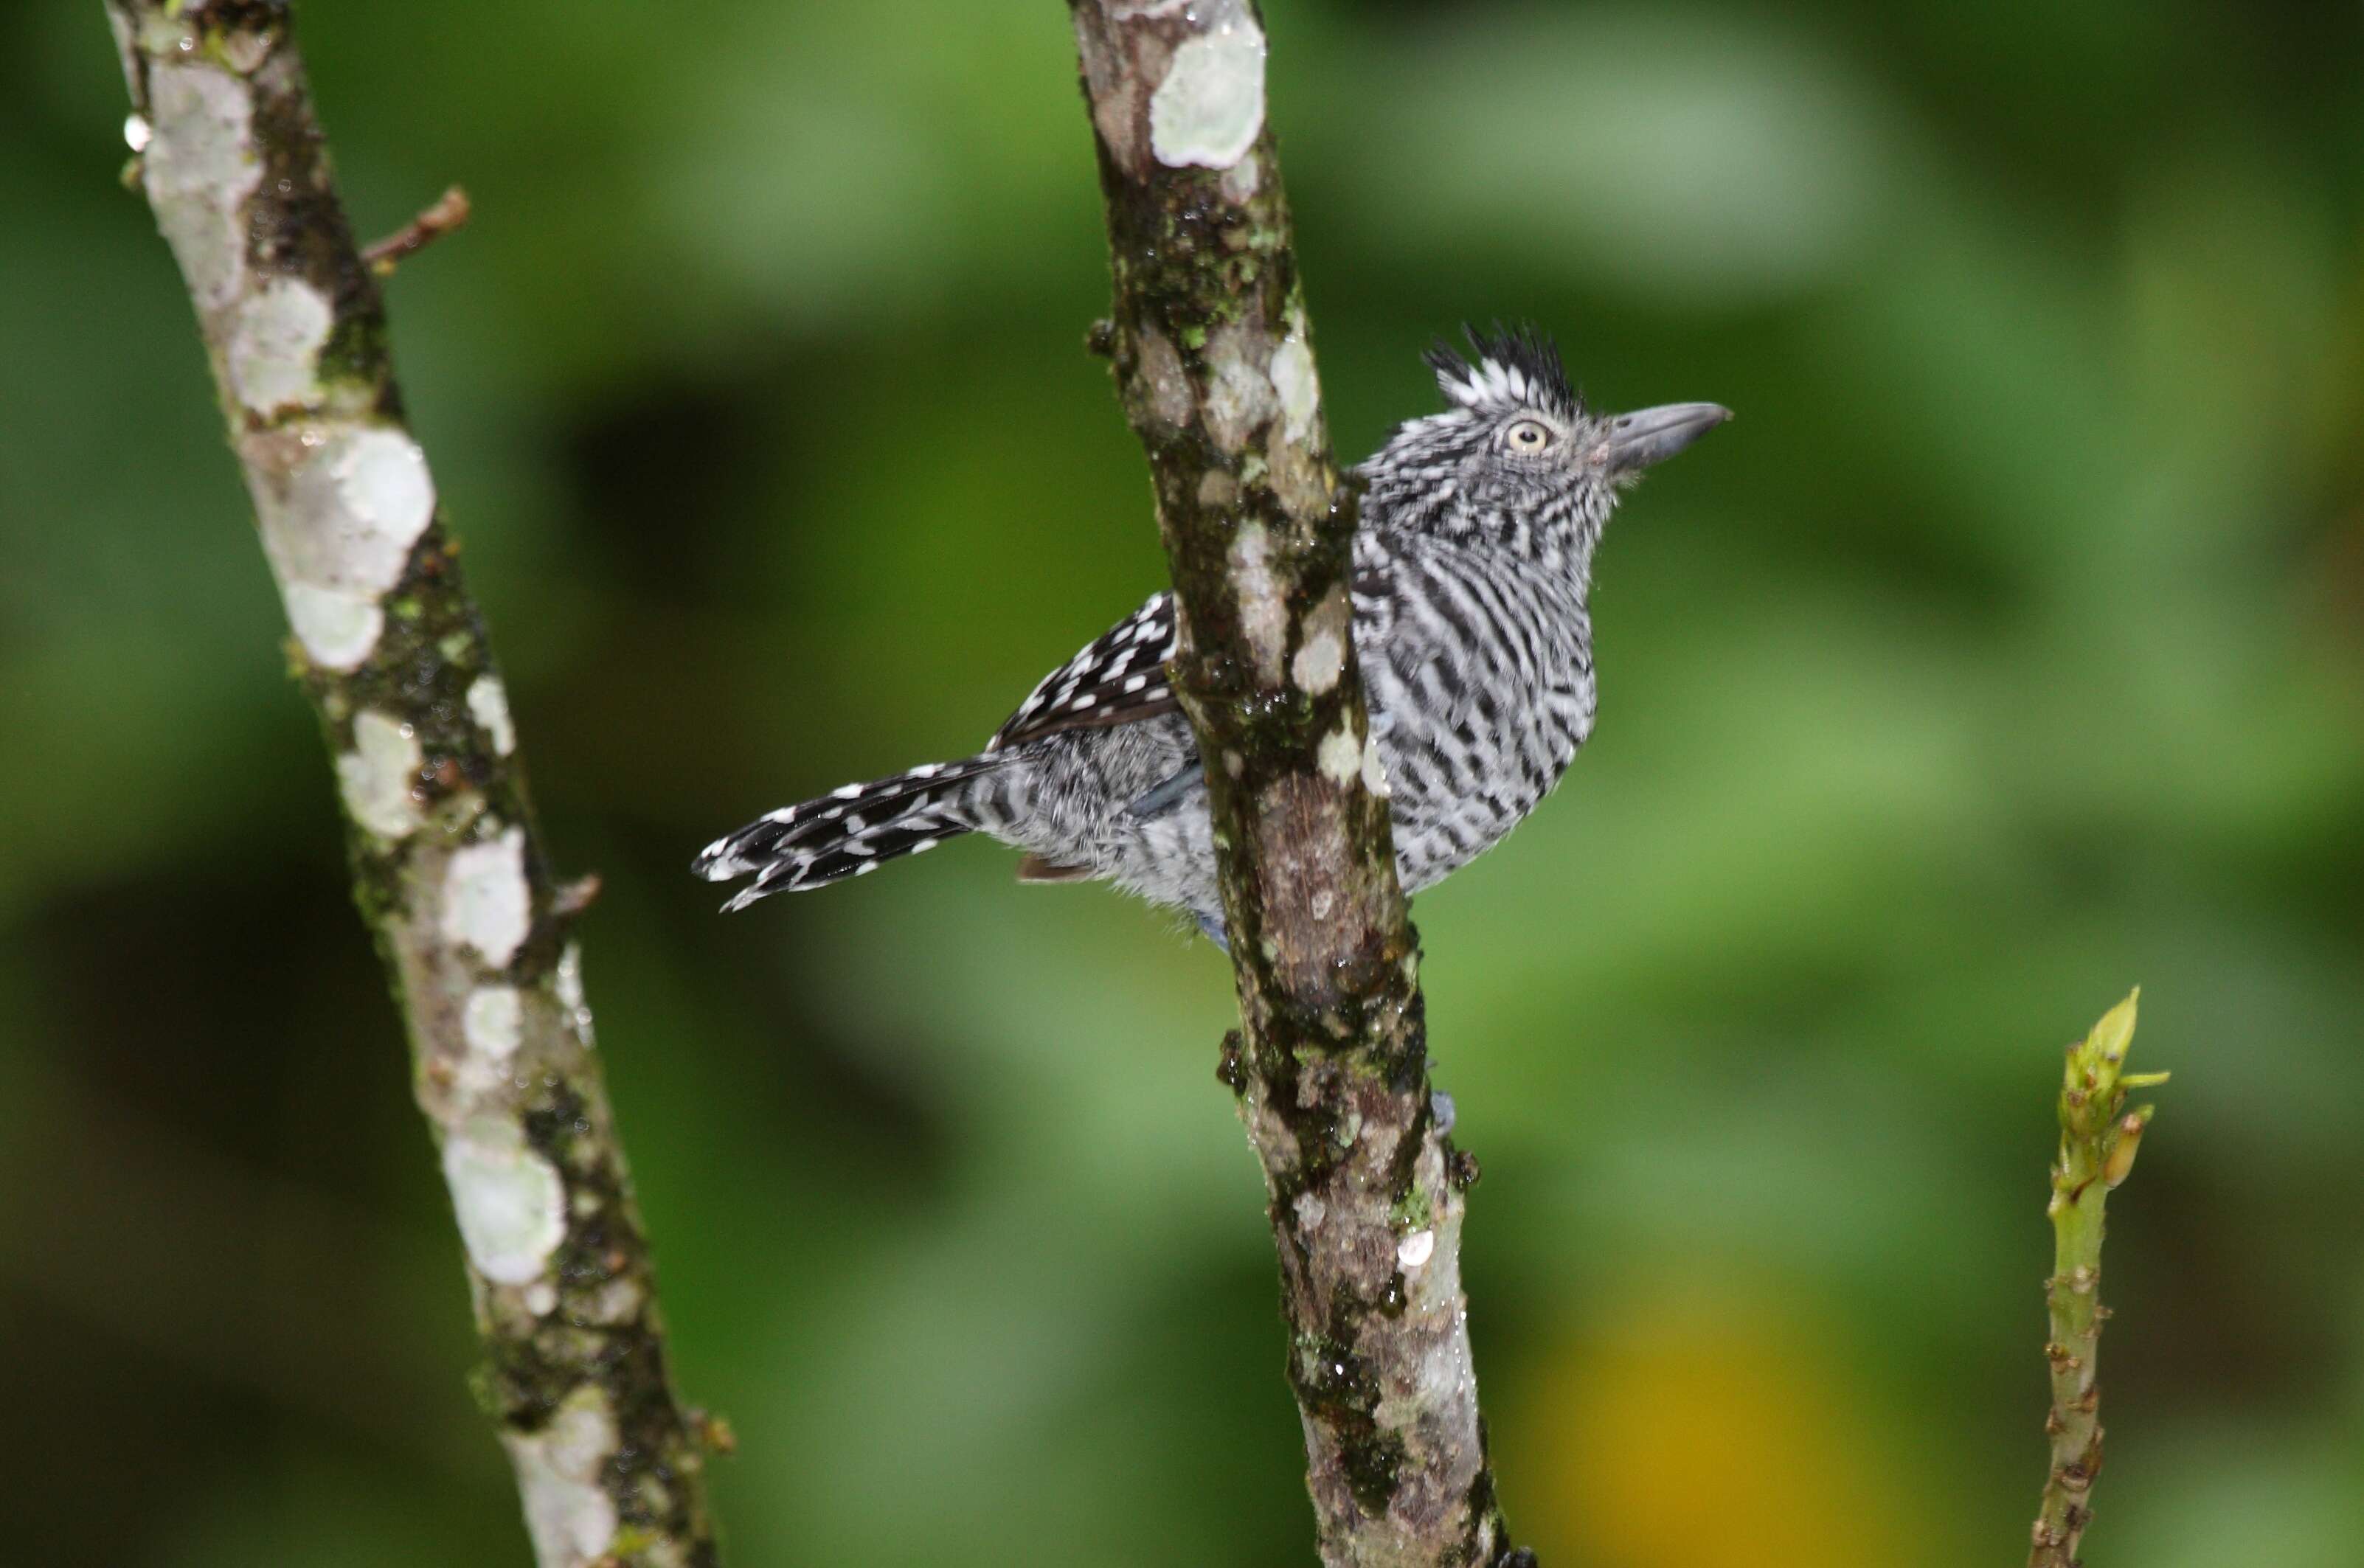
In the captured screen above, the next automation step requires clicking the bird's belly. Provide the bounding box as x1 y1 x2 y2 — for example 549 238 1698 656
987 628 1593 914
1367 642 1592 894
988 716 1222 915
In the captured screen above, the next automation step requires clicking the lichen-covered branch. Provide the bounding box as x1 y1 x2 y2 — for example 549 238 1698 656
2030 989 2166 1568
105 6 717 1564
1066 5 1521 1563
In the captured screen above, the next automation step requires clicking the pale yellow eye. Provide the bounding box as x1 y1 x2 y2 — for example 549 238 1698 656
1504 419 1553 452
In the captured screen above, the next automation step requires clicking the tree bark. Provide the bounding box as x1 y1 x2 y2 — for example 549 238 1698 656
104 6 718 1565
1065 5 1523 1563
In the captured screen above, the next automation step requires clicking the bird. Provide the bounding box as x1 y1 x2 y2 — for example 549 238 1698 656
693 325 1727 948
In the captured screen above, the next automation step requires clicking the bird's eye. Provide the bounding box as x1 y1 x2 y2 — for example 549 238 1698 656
1504 419 1553 452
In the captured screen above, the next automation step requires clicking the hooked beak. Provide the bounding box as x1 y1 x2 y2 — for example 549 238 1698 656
1602 401 1733 473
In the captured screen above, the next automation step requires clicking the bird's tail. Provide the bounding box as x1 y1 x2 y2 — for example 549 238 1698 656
693 755 1000 911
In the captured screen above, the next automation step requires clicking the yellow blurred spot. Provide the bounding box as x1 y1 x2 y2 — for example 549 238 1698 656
1508 1292 1922 1568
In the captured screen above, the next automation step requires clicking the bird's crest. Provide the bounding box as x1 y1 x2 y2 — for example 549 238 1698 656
1424 323 1579 420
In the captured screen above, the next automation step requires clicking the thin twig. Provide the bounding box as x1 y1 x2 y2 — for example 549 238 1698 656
2030 988 2166 1568
104 7 716 1565
1066 4 1524 1563
362 183 472 274
552 873 605 920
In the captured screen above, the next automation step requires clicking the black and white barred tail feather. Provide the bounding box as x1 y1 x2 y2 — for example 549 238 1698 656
693 756 999 911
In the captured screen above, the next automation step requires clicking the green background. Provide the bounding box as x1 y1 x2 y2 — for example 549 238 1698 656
4 3 2361 1564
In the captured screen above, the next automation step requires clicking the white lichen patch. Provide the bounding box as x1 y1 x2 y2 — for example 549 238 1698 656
443 826 532 970
336 709 423 839
228 278 334 415
555 945 586 1012
1382 1312 1478 1435
443 1115 566 1286
219 27 274 75
586 1274 645 1326
1148 5 1266 170
1291 627 1342 695
464 985 524 1062
1202 325 1276 452
1397 1229 1437 1271
142 63 259 311
327 428 437 569
1399 1198 1466 1317
280 586 374 670
1136 325 1195 430
1291 587 1351 696
1269 333 1320 443
1266 431 1332 524
555 943 595 1047
1219 150 1261 204
505 1389 620 1568
1226 523 1288 684
1317 724 1363 785
1361 738 1393 799
257 427 438 670
467 675 516 756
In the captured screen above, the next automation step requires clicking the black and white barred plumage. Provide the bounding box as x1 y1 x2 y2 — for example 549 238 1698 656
695 326 1727 939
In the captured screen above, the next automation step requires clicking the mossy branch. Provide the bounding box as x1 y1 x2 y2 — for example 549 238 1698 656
103 5 718 1564
2030 988 2166 1568
1065 4 1524 1564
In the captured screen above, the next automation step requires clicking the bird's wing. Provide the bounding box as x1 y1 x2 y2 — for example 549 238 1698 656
988 591 1182 751
989 550 1393 754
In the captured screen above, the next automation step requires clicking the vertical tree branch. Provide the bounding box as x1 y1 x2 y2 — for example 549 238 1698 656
1065 5 1522 1563
104 6 717 1565
2030 989 2165 1568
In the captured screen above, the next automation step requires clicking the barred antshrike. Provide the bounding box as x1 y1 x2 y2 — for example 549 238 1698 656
694 327 1727 946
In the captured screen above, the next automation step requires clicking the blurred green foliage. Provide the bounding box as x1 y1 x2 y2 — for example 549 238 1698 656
4 2 2362 1565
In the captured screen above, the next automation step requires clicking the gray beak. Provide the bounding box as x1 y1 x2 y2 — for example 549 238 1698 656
1602 401 1733 473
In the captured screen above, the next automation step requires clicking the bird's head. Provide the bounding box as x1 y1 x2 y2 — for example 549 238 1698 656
1361 325 1729 561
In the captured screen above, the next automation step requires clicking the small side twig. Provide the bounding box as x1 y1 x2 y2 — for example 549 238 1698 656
362 183 471 274
552 873 604 921
2030 988 2167 1568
